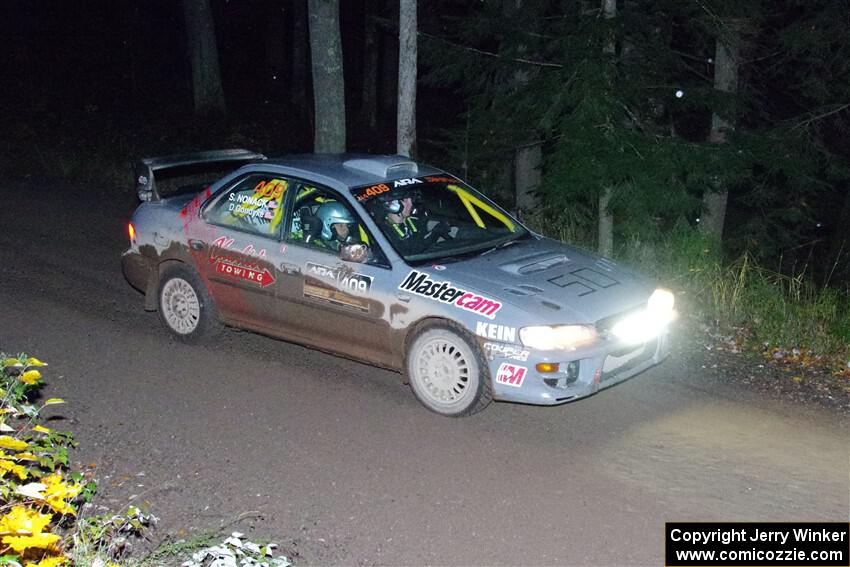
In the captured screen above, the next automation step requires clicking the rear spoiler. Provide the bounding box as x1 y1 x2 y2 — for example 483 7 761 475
134 148 267 202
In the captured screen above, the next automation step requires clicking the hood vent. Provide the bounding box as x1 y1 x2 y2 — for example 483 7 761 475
503 284 544 297
594 257 618 272
519 254 568 275
500 253 568 275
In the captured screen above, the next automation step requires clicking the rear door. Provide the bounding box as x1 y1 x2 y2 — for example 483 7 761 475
189 172 292 332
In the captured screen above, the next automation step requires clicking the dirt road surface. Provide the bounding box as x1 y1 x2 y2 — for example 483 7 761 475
1 181 847 565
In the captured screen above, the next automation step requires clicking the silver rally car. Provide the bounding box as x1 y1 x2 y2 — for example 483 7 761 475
122 149 675 416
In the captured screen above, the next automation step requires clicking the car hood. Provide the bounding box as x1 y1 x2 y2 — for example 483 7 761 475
419 237 655 325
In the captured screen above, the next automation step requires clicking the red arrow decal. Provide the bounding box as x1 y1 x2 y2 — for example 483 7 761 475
260 268 275 288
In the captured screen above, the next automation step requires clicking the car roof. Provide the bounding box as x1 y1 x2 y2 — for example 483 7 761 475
261 153 445 188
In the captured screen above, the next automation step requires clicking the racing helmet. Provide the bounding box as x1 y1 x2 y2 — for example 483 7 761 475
382 194 420 216
385 199 403 214
316 201 355 240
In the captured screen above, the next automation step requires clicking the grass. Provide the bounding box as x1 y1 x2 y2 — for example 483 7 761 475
619 227 850 363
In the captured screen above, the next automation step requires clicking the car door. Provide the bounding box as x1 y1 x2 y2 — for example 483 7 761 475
189 172 292 334
275 183 394 367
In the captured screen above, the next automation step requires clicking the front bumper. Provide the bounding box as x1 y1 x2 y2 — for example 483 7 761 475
485 332 670 405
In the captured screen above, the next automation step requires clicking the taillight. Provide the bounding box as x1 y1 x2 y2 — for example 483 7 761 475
128 222 136 242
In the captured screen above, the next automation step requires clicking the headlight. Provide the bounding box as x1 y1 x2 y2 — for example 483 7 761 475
612 288 676 344
519 325 597 351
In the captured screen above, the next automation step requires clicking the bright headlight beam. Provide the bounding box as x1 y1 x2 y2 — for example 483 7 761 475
612 289 676 344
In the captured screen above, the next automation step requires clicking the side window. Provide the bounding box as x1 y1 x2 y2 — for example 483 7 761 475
287 185 388 266
204 173 290 238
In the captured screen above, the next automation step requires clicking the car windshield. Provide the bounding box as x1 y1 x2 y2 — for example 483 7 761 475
352 175 529 263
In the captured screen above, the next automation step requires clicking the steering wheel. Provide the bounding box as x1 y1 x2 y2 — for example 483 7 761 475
424 220 454 242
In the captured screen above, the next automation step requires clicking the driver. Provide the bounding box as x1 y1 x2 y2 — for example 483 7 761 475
385 197 419 239
381 196 450 255
315 201 359 252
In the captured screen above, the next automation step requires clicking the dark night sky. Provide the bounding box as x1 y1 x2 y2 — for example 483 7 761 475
2 1 415 154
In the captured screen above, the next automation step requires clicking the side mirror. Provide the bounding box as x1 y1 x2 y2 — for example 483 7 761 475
340 243 369 263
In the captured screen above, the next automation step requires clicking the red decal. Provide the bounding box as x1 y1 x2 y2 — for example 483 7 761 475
210 236 236 263
496 363 526 388
355 183 390 201
424 176 458 184
241 244 267 258
214 258 275 288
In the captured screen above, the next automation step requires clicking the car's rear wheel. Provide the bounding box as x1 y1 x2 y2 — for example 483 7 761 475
157 264 221 343
406 325 492 417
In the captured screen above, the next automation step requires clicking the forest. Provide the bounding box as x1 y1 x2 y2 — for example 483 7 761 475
2 0 849 363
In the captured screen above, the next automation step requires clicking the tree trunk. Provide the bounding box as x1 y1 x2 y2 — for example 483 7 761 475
502 0 542 212
598 186 614 256
181 0 226 116
597 0 616 256
515 143 542 212
397 0 417 156
700 23 740 240
307 0 346 153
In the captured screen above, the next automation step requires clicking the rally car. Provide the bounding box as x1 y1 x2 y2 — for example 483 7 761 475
122 149 674 416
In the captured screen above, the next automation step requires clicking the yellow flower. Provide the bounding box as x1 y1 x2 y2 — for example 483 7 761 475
14 452 38 461
32 426 51 434
20 370 42 385
0 436 28 451
25 358 48 367
0 505 52 536
2 532 61 553
26 557 66 567
2 358 22 368
40 474 83 516
0 458 28 480
0 505 60 553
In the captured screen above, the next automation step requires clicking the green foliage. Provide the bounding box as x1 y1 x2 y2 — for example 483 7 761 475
421 0 850 263
615 227 850 357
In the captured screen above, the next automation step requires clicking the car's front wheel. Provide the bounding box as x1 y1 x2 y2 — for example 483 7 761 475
406 325 492 417
157 264 221 343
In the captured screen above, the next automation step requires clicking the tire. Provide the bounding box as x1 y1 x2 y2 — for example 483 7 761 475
405 324 492 417
156 264 221 343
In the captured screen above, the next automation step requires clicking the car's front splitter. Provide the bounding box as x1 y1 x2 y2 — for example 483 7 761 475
485 333 671 406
